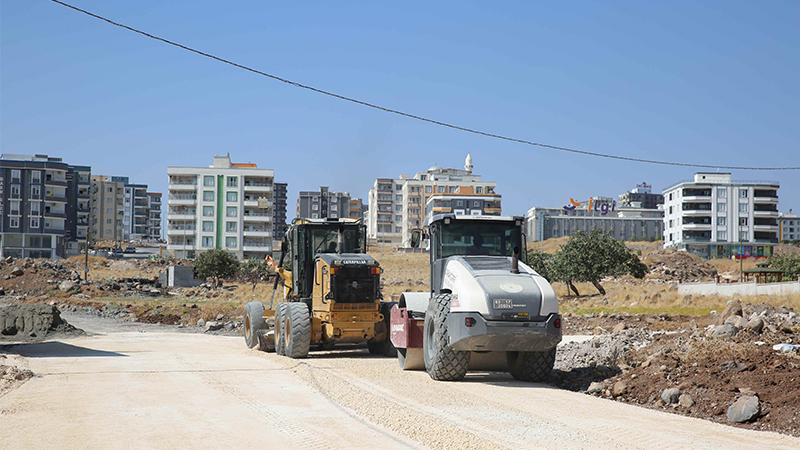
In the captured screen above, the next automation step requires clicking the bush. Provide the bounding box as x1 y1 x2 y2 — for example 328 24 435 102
768 253 800 280
193 249 240 287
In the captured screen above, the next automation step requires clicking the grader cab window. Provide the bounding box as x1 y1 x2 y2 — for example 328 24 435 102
310 227 364 254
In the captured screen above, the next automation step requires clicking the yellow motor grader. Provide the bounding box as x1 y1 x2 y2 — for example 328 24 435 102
243 218 395 358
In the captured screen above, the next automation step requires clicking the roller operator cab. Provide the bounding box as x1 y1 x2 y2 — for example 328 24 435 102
390 214 561 382
243 218 396 358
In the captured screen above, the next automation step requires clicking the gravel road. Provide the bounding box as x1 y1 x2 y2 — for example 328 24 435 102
1 313 798 450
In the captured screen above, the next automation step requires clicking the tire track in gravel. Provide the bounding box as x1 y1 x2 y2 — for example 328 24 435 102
252 348 800 450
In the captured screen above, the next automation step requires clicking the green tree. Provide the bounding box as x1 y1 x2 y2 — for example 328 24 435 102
554 229 648 295
768 253 800 280
193 249 240 287
525 250 554 282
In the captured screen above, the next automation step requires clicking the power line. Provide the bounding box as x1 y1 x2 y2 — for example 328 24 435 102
50 0 799 171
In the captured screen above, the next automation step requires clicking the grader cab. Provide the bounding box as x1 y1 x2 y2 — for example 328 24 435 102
243 218 395 358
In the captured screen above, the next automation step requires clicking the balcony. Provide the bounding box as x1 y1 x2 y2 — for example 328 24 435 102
682 236 711 242
754 196 779 204
168 178 197 191
44 193 68 203
169 193 197 205
682 188 711 201
682 223 712 230
753 224 779 231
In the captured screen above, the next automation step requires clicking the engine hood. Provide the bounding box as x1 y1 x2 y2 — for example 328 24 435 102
441 256 557 319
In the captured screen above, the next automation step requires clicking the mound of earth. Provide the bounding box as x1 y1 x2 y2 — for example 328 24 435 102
643 248 718 282
0 303 84 341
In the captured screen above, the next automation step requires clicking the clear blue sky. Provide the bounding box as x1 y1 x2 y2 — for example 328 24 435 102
2 1 799 221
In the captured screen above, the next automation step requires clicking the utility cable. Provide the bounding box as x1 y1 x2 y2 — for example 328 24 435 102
50 0 799 171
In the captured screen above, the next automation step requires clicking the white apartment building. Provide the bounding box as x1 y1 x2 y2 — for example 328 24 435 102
367 154 500 246
167 155 274 260
663 173 779 259
780 211 799 242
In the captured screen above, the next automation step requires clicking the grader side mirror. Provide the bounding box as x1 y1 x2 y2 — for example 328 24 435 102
410 230 421 248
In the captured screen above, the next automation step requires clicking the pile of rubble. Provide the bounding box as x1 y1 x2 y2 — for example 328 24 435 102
555 300 800 436
642 249 718 282
0 303 83 340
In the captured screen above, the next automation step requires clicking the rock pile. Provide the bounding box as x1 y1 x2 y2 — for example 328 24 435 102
643 249 718 282
0 303 83 340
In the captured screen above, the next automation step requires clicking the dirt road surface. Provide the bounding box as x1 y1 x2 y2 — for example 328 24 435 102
1 314 798 450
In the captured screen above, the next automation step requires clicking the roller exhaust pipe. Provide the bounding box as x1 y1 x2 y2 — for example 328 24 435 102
511 246 520 274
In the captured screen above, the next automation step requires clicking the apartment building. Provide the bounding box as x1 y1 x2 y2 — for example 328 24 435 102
349 197 366 220
146 192 162 242
89 175 126 242
0 154 91 258
618 182 664 209
367 154 500 246
663 173 779 258
167 155 274 260
297 186 350 220
110 176 149 242
272 182 288 249
780 211 799 242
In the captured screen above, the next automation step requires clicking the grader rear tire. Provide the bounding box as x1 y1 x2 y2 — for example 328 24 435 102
284 303 311 359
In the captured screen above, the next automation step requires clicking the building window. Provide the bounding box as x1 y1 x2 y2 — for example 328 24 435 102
203 176 214 187
739 204 748 213
312 204 318 211
331 205 338 212
420 175 427 181
396 185 402 191
203 221 213 232
9 218 19 228
203 206 214 216
456 200 463 207
474 201 480 207
739 217 748 226
226 237 237 248
202 236 213 247
11 185 20 198
395 194 402 202
717 203 727 212
226 206 237 217
395 205 402 212
476 187 483 194
425 186 432 193
31 171 41 183
717 217 726 226
226 192 238 202
10 201 20 215
30 218 40 228
669 193 673 201
449 186 457 193
203 191 214 201
669 220 673 228
668 206 673 214
226 177 238 187
311 213 318 219
11 170 21 182
106 208 112 214
438 186 445 193
717 187 727 198
717 231 727 241
739 188 748 198
740 231 748 241
30 202 40 215
226 222 237 232
106 219 112 224
31 186 40 198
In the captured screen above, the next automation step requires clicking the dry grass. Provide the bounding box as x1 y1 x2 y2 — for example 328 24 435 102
553 279 800 316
